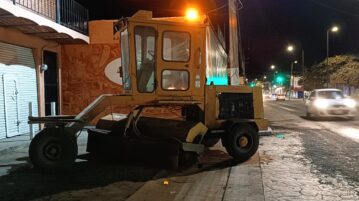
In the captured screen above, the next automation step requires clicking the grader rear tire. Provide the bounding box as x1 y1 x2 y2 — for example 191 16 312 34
224 124 259 163
29 128 78 173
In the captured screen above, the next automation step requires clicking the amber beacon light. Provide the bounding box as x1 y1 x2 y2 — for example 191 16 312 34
185 8 199 21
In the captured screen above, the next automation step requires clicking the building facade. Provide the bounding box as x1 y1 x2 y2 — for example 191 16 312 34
0 0 89 139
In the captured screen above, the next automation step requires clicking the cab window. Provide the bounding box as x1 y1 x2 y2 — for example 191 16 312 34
162 70 189 91
135 26 156 93
120 29 131 90
163 31 190 62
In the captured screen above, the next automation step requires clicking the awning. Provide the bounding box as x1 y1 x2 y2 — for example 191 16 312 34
0 0 89 44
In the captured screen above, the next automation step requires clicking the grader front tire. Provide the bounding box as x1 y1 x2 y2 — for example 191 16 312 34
224 124 259 163
29 128 78 173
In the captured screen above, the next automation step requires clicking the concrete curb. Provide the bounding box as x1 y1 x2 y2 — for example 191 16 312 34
259 127 273 136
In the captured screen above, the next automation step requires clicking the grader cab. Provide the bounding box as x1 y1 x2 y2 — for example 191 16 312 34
28 10 268 172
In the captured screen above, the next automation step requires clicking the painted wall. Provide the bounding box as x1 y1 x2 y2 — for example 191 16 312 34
61 20 182 119
61 43 122 114
89 20 119 44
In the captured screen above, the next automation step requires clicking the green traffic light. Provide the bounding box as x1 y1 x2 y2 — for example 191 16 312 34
275 75 284 83
249 82 256 88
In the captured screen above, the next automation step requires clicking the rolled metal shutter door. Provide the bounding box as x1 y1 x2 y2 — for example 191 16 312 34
0 42 39 139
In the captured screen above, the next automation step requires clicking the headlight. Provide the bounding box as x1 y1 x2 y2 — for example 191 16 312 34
314 99 329 109
344 99 356 108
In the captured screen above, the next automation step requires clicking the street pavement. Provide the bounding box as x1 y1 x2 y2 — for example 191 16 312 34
125 99 359 201
0 100 358 200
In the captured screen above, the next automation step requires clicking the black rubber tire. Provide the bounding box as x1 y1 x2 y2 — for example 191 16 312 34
29 128 78 173
224 124 259 163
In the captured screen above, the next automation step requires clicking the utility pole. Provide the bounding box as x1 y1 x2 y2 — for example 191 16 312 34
302 49 305 101
290 62 293 100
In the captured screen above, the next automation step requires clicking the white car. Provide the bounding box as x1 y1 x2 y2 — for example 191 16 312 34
305 89 357 119
276 94 286 101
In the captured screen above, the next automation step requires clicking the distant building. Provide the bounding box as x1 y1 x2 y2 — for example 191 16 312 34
329 75 355 96
289 76 304 99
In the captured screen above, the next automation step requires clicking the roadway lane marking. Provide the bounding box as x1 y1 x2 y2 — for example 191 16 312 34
272 101 305 111
277 106 296 112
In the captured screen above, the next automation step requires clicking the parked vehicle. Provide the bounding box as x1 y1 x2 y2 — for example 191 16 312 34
28 10 269 172
305 89 357 120
276 94 286 101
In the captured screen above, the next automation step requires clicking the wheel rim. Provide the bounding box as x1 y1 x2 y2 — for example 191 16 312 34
43 142 63 161
236 134 253 151
238 136 249 148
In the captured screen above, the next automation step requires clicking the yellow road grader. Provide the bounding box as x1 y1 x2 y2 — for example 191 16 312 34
28 10 268 172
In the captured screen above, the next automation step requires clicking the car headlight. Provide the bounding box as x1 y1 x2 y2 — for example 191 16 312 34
344 99 356 108
314 99 329 109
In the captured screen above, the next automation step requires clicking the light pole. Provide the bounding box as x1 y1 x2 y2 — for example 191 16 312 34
270 65 276 82
300 48 306 100
287 44 306 100
287 45 294 100
270 65 276 94
290 60 298 100
326 26 339 66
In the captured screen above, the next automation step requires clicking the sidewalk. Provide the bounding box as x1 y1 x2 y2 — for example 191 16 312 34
0 134 31 153
0 131 88 177
0 130 89 152
1 126 359 200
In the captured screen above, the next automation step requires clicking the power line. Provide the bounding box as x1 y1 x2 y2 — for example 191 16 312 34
307 0 359 17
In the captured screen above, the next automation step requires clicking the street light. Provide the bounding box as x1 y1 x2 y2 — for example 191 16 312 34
290 60 298 100
326 25 339 66
270 65 277 85
331 26 339 32
286 44 305 100
287 45 294 52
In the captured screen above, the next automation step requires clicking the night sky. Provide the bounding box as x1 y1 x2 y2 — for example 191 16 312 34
77 0 359 79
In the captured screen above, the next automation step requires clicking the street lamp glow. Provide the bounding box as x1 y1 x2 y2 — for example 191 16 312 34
287 45 294 52
264 76 267 79
270 65 275 70
185 8 199 21
294 60 298 64
327 25 340 66
331 26 339 32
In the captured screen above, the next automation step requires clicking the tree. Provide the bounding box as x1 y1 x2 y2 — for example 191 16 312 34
304 55 359 91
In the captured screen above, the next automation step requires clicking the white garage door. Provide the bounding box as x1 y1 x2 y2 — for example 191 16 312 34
0 42 39 139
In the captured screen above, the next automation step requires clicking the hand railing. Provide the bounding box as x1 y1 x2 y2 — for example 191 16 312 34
9 0 88 34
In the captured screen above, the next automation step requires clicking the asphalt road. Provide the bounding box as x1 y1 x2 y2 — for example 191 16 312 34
0 100 358 200
265 99 359 189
